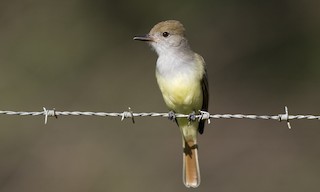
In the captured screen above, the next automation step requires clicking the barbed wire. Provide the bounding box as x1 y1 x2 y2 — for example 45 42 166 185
0 106 319 129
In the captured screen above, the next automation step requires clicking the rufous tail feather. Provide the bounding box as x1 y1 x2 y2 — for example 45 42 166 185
183 140 200 188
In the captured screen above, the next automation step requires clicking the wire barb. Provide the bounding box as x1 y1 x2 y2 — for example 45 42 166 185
199 110 211 124
278 106 291 129
43 107 57 124
121 107 135 123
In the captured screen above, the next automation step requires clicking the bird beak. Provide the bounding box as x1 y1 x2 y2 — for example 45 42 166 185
133 34 153 41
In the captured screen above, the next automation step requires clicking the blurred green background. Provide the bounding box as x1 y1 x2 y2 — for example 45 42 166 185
0 0 319 191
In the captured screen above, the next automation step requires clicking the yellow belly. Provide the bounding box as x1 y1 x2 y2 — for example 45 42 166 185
156 73 203 114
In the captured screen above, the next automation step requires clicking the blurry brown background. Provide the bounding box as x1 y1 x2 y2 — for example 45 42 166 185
0 0 319 191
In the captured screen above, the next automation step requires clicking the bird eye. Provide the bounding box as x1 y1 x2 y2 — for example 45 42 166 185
162 32 169 37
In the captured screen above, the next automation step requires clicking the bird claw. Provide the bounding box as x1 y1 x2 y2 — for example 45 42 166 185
168 111 176 121
188 111 196 121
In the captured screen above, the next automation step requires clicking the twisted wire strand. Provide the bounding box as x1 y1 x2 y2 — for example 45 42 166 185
0 106 319 129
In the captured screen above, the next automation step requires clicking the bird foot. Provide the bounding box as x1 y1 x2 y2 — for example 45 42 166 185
188 111 196 121
168 111 176 121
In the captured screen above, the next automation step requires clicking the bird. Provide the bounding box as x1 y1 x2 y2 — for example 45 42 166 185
133 20 209 188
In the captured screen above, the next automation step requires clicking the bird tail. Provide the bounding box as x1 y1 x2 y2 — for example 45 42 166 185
183 139 200 188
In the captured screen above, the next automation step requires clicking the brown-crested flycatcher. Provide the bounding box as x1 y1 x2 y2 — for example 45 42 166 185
134 20 209 188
